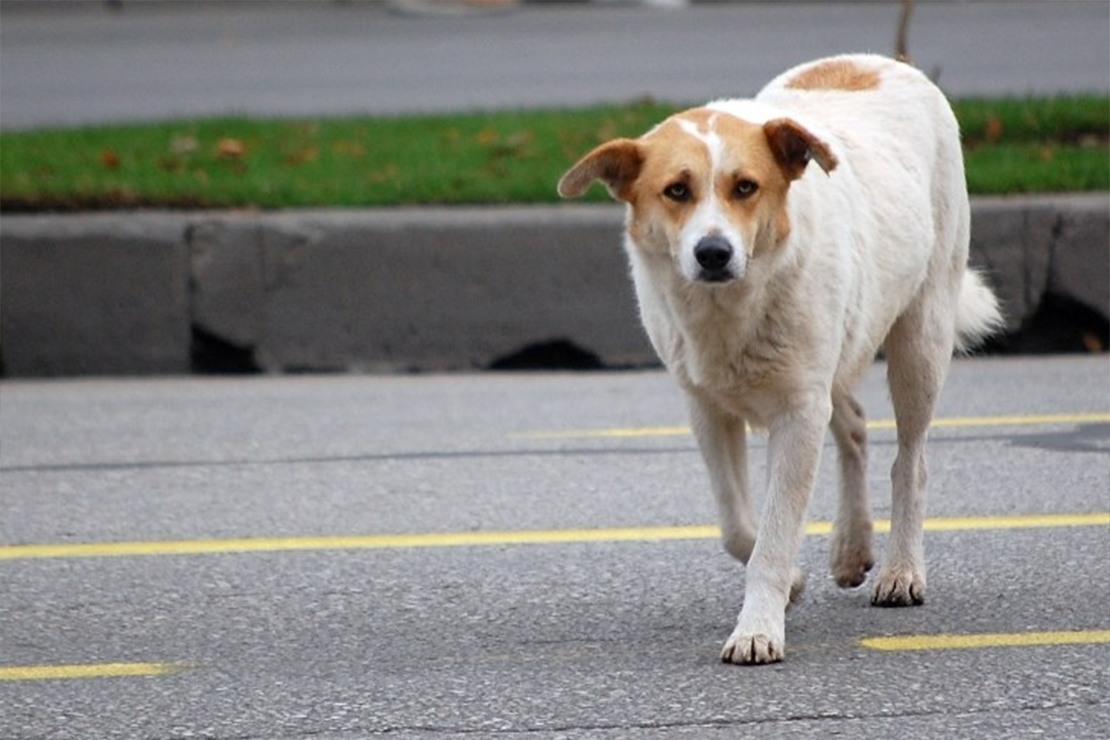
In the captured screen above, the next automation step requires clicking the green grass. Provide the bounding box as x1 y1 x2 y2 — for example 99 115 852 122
0 96 1105 211
956 96 1109 194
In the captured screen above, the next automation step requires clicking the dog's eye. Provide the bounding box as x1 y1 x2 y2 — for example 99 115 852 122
734 179 759 199
663 182 691 202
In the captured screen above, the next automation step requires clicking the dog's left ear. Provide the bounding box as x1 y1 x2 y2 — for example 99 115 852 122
763 118 838 180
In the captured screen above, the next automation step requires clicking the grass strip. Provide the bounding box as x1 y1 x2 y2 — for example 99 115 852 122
0 96 1105 211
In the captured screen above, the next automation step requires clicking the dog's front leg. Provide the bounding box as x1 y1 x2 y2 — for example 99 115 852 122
686 393 757 565
721 400 829 665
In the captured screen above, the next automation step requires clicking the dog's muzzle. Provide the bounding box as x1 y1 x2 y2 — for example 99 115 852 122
693 235 736 283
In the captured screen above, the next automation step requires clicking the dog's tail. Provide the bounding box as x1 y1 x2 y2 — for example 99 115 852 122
954 268 1003 353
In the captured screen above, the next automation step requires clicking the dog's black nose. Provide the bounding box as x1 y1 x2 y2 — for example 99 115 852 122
694 235 733 273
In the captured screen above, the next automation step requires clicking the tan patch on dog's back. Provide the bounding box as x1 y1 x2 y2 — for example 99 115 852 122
784 58 880 92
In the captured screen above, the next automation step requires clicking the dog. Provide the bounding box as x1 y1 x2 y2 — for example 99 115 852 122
558 54 1001 665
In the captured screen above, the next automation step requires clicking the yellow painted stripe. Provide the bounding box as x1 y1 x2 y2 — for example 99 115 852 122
0 513 1105 562
861 629 1110 652
876 412 1110 431
521 412 1110 439
914 512 1109 532
0 526 720 561
0 662 186 682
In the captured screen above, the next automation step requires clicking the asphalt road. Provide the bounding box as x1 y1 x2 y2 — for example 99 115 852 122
1 356 1108 738
1 1 1108 129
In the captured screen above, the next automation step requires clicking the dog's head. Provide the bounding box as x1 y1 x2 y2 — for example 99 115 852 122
558 107 837 284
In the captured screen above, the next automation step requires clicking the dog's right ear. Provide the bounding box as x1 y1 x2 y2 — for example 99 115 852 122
557 139 643 201
763 118 838 180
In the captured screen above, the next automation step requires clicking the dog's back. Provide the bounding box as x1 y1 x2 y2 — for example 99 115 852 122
715 54 999 368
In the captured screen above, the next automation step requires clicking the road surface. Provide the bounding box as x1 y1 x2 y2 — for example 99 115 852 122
1 356 1108 738
1 1 1108 129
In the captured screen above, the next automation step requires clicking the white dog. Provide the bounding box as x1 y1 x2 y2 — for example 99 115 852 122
558 54 1001 664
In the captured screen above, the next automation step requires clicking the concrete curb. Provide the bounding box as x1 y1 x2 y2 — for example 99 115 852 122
1 194 1107 376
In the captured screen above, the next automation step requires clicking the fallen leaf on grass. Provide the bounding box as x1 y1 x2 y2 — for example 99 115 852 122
368 164 398 184
985 115 1004 143
170 135 199 155
503 130 534 150
99 149 121 170
158 156 185 173
594 120 619 143
482 130 535 159
332 140 366 157
216 138 247 160
284 146 319 166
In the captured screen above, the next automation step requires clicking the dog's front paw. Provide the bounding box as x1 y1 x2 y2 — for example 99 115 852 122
871 565 926 607
720 629 785 665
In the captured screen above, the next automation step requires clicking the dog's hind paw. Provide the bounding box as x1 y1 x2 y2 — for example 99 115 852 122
871 566 926 607
720 631 785 665
787 567 807 608
830 523 875 588
830 546 875 589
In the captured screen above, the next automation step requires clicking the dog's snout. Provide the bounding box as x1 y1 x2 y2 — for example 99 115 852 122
694 236 733 270
693 235 734 277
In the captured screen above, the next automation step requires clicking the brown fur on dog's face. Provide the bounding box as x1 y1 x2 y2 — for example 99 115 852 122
559 108 836 284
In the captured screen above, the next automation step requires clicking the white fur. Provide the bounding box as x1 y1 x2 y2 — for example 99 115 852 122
671 117 752 282
560 54 1002 665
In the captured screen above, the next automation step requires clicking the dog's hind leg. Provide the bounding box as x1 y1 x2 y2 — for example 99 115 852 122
875 294 957 607
828 389 875 588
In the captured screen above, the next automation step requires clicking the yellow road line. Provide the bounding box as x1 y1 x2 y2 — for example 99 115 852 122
521 412 1110 439
861 629 1110 652
0 662 186 682
1 513 1105 562
0 526 721 561
904 511 1109 533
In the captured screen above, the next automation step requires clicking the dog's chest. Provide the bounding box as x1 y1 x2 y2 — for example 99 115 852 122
645 287 801 423
681 336 792 423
